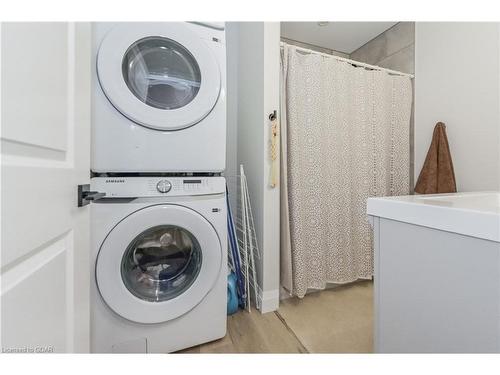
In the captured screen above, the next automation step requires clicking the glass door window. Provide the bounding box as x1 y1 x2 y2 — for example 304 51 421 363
122 37 202 110
121 225 202 302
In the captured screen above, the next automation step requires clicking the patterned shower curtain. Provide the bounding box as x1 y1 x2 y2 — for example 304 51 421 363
280 44 412 298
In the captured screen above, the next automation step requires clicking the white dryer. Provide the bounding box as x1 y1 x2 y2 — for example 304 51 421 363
91 22 226 173
90 176 227 353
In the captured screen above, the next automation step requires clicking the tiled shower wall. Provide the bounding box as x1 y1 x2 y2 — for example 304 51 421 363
350 22 415 74
350 22 415 190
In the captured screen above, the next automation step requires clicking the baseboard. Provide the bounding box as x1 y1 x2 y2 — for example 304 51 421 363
257 286 280 313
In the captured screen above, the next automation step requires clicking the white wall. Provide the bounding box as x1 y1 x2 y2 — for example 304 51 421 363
234 22 281 313
225 23 239 211
415 23 500 191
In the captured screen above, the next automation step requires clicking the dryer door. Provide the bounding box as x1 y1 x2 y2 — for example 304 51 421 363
96 204 222 324
97 22 221 131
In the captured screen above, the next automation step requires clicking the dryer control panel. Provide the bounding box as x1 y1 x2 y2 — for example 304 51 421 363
91 177 226 198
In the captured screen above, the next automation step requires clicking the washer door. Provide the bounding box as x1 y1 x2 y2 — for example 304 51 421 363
97 23 221 131
96 204 222 324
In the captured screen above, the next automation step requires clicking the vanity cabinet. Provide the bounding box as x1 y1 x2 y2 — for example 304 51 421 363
368 192 500 353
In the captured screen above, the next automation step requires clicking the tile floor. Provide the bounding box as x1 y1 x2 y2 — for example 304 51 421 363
179 280 373 353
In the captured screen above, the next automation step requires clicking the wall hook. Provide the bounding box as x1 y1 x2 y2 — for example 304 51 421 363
269 110 277 121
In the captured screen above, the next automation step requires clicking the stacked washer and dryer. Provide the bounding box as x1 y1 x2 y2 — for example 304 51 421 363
90 22 228 353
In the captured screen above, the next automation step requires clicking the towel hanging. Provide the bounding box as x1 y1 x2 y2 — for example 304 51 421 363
415 122 457 194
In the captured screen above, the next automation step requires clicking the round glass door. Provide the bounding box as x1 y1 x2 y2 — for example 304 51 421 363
122 37 201 110
96 204 222 324
97 23 221 131
121 225 202 302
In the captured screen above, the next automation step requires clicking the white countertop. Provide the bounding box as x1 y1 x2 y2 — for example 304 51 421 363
367 192 500 242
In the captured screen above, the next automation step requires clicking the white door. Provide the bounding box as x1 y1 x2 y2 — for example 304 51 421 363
97 23 221 130
1 23 91 353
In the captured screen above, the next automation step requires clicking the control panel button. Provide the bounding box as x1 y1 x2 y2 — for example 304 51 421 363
156 180 172 193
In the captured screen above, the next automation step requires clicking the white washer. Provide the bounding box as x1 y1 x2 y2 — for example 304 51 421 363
90 177 227 353
91 22 226 173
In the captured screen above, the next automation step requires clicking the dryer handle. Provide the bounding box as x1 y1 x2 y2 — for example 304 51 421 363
77 184 106 207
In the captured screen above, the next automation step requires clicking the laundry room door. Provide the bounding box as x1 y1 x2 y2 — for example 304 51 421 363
1 23 91 353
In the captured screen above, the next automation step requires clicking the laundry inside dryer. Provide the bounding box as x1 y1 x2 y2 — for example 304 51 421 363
121 225 202 302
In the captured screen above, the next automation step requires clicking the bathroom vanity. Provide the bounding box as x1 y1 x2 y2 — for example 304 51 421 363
367 192 500 353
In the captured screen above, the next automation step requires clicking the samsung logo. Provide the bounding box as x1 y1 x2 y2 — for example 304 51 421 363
105 179 125 183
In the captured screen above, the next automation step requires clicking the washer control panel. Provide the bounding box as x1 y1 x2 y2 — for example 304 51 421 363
91 177 225 198
156 179 172 193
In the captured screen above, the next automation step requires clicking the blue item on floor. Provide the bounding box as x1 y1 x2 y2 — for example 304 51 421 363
227 273 238 315
226 186 246 308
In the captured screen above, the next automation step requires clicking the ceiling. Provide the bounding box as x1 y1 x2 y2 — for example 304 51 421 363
280 22 398 54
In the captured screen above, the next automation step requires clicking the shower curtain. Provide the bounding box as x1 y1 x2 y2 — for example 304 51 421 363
280 45 413 298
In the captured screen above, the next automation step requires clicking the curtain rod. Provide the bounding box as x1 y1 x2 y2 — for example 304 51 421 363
280 42 414 79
